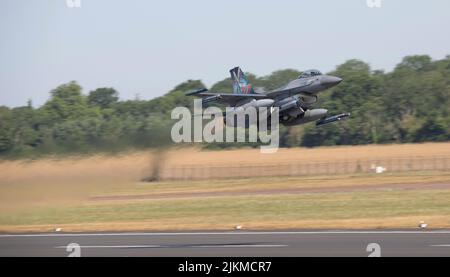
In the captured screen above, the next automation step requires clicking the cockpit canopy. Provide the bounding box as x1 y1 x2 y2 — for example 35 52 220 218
299 69 322 79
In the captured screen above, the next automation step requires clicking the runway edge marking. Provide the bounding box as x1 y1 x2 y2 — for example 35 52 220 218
2 230 450 237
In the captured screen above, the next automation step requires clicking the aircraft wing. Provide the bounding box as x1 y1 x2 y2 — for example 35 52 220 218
187 90 268 106
265 79 313 98
265 88 298 98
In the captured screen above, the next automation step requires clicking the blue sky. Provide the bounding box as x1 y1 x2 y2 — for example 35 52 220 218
1 0 450 107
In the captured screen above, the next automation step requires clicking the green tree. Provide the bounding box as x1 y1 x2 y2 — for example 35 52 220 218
0 107 13 152
41 81 91 121
88 87 119 109
2 55 450 158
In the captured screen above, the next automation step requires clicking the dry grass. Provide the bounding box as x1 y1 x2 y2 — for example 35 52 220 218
1 215 450 233
89 171 450 198
1 143 450 184
1 189 450 232
2 142 450 183
166 142 450 166
1 143 450 232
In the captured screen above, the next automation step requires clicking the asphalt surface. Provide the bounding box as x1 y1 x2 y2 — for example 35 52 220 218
1 230 450 257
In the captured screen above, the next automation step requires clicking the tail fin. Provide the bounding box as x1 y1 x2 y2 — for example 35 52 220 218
230 67 255 94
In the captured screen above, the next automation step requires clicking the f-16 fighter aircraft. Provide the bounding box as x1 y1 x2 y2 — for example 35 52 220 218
187 67 350 127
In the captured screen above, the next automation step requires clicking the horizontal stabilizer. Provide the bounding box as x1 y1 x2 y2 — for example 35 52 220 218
186 88 208 96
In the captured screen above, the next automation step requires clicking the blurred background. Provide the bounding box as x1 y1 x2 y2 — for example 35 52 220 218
0 0 449 233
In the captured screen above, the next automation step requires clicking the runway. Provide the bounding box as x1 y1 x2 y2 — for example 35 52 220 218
1 230 450 257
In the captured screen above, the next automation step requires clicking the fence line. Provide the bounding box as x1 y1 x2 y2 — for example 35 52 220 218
160 155 450 181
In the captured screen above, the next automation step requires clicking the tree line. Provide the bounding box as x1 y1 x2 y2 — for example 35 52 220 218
0 55 449 158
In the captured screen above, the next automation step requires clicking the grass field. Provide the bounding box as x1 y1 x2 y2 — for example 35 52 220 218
2 142 450 182
1 143 450 233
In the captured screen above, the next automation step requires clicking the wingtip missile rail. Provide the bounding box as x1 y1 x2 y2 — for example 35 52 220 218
201 94 222 106
316 113 351 126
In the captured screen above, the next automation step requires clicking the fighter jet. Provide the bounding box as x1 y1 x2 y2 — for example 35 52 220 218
187 67 350 127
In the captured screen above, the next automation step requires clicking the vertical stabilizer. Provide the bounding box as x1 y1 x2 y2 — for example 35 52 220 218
229 67 255 94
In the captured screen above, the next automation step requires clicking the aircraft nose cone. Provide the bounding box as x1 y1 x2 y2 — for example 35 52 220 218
321 76 342 88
